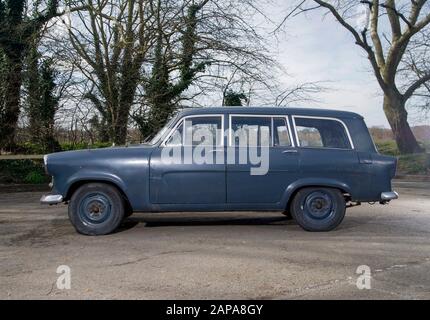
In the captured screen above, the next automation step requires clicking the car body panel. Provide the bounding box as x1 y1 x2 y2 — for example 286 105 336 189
42 107 397 211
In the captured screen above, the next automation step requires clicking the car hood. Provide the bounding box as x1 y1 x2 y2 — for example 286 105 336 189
44 144 155 175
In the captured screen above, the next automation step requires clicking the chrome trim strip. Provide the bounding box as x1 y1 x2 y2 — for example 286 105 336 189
286 115 295 148
40 194 63 205
292 115 355 150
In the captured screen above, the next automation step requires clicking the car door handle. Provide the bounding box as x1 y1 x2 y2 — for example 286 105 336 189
209 149 224 153
282 149 298 153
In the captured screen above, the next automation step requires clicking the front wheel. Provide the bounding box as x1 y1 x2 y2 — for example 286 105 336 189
68 183 125 235
290 187 346 232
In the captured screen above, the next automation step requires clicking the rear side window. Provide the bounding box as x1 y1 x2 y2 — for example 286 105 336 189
294 117 352 149
230 115 294 147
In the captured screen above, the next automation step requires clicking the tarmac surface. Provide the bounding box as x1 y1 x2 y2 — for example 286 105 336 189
0 181 429 299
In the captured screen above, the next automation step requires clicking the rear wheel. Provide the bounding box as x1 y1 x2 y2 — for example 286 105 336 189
68 183 125 235
290 187 345 231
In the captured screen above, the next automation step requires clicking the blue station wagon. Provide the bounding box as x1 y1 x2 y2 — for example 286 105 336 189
41 107 398 235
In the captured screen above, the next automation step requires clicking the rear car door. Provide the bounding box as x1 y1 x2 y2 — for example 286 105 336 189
226 115 299 205
292 116 360 190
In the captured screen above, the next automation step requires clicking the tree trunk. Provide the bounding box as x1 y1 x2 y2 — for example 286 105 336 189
383 92 423 154
0 55 23 149
111 105 129 145
113 115 128 145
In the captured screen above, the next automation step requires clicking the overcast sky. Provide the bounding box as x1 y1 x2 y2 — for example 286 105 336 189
266 1 429 128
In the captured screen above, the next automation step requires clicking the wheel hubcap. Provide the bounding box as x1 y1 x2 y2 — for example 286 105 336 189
304 191 334 219
79 193 112 225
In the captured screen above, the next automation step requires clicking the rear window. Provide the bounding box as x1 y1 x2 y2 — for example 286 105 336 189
294 117 352 149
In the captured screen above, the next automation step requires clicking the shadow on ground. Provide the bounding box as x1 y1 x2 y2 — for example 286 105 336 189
117 214 294 232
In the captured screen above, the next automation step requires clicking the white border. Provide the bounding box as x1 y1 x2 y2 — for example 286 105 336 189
291 115 354 149
161 114 225 147
228 114 295 147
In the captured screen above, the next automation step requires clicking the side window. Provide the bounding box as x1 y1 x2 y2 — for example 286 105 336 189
294 117 352 149
166 116 222 146
231 116 271 147
273 117 292 147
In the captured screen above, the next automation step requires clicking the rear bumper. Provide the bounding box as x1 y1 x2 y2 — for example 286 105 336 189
40 194 64 205
380 191 399 201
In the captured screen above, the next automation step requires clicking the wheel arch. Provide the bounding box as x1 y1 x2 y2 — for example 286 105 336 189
65 178 132 211
282 179 351 211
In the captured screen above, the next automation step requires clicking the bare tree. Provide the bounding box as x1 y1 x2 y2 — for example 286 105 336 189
62 0 157 145
282 0 430 154
45 0 325 144
403 29 430 116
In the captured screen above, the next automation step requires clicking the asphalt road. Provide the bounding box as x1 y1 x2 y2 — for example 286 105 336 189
0 182 429 299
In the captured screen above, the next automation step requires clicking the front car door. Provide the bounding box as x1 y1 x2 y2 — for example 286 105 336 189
149 114 225 205
226 114 299 207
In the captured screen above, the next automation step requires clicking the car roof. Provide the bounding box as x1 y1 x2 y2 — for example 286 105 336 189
178 107 363 119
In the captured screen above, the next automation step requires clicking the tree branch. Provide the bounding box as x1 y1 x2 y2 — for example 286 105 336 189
313 0 388 92
369 0 386 68
404 72 430 99
381 1 412 31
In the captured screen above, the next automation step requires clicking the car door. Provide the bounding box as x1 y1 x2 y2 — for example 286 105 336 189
149 115 226 204
292 115 360 189
226 115 299 205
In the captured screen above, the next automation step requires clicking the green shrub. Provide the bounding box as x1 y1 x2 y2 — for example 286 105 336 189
0 159 49 184
375 140 430 175
14 142 47 155
12 141 113 154
397 153 430 175
24 170 46 184
374 140 399 156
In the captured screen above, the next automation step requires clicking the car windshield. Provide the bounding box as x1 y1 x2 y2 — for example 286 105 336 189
146 115 179 145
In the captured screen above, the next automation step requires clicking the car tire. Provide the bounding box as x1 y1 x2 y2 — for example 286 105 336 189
290 187 345 232
68 183 125 235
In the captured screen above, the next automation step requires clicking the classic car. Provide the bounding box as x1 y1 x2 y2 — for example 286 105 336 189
41 107 398 235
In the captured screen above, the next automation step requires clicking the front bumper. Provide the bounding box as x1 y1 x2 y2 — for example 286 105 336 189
40 194 64 205
380 191 399 202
